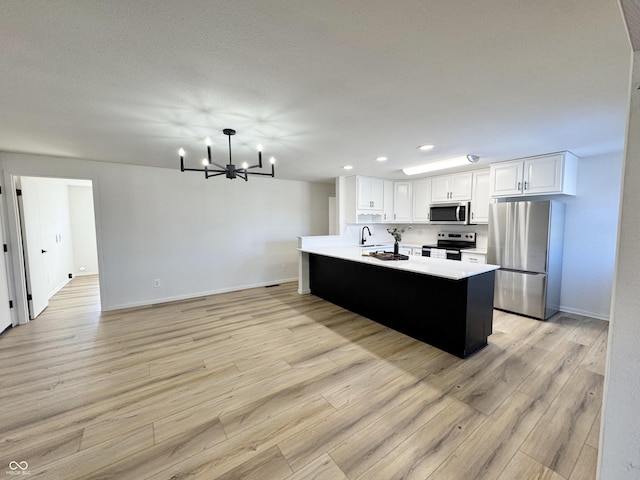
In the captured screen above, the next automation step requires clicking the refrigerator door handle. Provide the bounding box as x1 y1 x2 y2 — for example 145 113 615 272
499 267 543 275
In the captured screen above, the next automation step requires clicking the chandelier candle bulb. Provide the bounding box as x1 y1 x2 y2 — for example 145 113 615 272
179 148 185 171
205 136 212 163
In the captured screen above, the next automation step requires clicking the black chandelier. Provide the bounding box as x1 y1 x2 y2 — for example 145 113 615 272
179 128 275 181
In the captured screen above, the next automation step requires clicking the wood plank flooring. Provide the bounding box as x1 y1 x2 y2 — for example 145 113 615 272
0 275 607 479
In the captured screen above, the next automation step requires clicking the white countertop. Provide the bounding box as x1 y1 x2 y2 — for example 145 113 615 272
298 245 499 280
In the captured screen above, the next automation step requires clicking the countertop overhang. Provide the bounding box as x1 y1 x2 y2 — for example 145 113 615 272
298 245 499 281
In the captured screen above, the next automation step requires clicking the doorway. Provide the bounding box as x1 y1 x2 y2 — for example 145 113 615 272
16 176 99 320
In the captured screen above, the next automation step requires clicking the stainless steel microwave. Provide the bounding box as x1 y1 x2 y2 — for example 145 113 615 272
429 202 471 224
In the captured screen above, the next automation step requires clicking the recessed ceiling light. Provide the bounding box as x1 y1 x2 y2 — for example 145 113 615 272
418 144 435 151
375 156 388 162
343 165 353 170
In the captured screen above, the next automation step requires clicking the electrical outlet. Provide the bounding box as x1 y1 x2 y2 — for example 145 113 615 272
280 264 285 272
154 279 161 288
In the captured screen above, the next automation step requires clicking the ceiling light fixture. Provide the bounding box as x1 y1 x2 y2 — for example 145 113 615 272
376 156 388 162
418 144 435 151
179 128 275 181
402 154 480 175
343 165 353 170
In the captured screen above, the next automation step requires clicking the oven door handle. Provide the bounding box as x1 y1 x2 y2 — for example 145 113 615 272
445 250 459 254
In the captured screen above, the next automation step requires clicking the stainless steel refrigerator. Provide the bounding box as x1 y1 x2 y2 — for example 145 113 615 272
487 200 565 320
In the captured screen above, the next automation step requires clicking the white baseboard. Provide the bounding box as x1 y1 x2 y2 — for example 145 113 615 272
48 277 71 299
104 276 299 312
559 305 610 321
75 270 99 277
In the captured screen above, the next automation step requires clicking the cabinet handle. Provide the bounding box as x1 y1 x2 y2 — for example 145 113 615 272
524 181 528 190
518 181 522 191
472 212 474 219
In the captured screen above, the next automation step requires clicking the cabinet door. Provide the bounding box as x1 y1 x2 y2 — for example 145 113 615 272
490 160 523 197
523 154 563 194
357 177 373 209
383 180 394 222
470 170 490 224
371 178 384 209
393 182 412 222
431 175 451 203
356 176 384 210
461 252 486 264
412 178 431 222
450 172 473 201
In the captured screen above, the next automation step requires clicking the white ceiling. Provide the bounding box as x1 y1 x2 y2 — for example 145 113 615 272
0 0 632 183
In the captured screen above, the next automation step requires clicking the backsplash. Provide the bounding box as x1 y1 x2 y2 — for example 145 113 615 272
344 223 488 249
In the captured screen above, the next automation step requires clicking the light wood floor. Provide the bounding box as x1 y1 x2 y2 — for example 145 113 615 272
0 275 607 479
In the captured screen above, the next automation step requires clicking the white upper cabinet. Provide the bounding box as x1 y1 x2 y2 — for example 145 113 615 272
524 154 566 195
431 172 473 203
383 180 394 222
344 176 385 224
490 152 578 198
470 169 490 224
393 182 412 222
489 160 523 197
412 178 431 222
357 176 384 209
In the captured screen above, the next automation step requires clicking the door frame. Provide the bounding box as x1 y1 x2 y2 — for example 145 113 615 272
1 171 104 326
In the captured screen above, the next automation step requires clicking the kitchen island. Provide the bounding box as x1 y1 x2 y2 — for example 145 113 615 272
298 244 500 358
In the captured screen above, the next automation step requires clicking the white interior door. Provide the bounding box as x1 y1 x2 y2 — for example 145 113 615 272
18 177 49 319
0 216 12 331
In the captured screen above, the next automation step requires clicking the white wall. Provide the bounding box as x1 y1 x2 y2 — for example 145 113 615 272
556 152 623 320
598 49 639 480
68 185 99 276
0 152 332 314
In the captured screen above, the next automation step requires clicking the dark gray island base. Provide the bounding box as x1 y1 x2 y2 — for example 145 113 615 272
308 253 496 359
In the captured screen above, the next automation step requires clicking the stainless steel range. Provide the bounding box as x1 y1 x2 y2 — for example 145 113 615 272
422 232 476 261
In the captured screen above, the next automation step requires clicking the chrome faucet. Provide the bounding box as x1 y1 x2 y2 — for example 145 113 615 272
361 226 372 245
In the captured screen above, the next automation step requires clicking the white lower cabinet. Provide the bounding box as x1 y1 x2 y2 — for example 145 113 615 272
461 252 487 264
